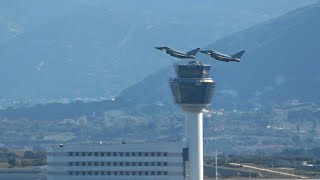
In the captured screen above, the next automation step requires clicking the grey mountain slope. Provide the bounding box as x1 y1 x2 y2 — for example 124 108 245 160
117 67 175 105
0 8 136 98
206 2 320 103
118 2 320 108
0 0 85 44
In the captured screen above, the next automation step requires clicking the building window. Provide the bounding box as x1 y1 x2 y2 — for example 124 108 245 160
88 162 92 166
157 171 161 175
113 162 117 166
138 162 142 166
132 162 136 166
119 162 123 166
75 162 79 166
164 171 168 175
95 171 98 175
113 152 117 156
119 152 123 156
88 152 92 156
164 162 168 166
157 162 161 166
151 152 155 156
75 152 79 156
157 152 161 156
94 162 98 166
100 152 104 156
145 152 148 156
151 162 155 166
132 152 136 156
107 162 111 166
101 162 105 166
82 171 86 175
68 152 73 156
126 152 130 156
69 171 73 175
88 171 92 175
101 171 104 175
145 172 149 175
81 152 85 156
138 152 142 156
82 162 85 166
69 162 73 166
145 162 149 166
138 171 142 175
94 152 98 156
75 171 79 175
164 152 168 156
151 171 155 175
132 172 136 175
126 162 130 166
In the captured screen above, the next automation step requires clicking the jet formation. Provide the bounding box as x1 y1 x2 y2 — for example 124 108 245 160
155 46 245 62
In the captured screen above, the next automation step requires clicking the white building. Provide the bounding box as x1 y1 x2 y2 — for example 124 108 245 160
47 142 187 180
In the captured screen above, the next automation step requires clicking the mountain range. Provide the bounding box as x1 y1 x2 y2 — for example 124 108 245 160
0 0 315 103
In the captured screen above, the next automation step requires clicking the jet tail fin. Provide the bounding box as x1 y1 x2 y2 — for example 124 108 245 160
186 48 200 56
231 50 245 59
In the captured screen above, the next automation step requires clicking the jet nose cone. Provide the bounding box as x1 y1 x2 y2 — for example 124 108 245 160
155 47 166 51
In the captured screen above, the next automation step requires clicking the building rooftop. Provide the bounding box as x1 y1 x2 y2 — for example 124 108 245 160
49 141 186 149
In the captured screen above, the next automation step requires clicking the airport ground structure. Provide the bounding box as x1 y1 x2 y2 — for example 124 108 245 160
170 60 215 180
46 60 214 180
47 142 186 180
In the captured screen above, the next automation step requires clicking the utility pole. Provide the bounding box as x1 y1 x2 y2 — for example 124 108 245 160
215 150 218 180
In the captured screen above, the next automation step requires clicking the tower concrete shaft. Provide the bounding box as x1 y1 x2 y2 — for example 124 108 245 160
185 111 203 180
170 60 215 180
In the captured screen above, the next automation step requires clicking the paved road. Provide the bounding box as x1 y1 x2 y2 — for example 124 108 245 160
228 163 308 179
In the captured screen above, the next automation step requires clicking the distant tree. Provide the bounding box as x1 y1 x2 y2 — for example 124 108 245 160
21 159 35 166
34 150 46 159
7 156 17 166
7 152 17 166
23 150 34 159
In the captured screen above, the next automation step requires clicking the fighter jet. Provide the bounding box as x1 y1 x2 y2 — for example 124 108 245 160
200 49 245 62
155 46 200 59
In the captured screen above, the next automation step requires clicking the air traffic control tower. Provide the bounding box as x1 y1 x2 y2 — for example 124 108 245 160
170 60 215 180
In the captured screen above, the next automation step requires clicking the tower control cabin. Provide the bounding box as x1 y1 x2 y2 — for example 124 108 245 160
170 60 215 180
